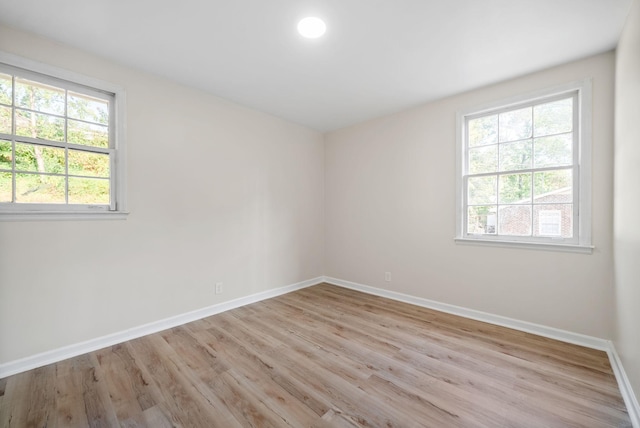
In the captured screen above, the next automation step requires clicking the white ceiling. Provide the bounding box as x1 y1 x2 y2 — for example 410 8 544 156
0 0 632 131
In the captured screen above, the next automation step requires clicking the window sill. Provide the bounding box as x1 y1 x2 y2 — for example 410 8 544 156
0 211 130 221
454 237 593 254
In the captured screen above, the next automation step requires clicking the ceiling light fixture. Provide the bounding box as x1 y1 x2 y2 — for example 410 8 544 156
297 17 326 39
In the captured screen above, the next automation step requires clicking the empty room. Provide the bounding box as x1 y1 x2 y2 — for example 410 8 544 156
0 0 639 426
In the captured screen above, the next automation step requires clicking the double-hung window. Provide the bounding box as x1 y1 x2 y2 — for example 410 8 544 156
456 80 592 252
0 54 126 220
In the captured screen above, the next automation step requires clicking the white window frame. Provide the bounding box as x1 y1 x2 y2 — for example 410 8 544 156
0 52 127 221
455 80 593 253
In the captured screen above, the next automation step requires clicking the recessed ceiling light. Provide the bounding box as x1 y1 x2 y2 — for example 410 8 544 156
297 17 326 39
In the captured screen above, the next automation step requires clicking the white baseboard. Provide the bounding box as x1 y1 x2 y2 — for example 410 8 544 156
323 276 639 428
0 276 324 379
608 345 640 428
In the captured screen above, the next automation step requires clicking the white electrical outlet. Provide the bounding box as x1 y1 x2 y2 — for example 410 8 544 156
215 282 223 294
385 272 391 282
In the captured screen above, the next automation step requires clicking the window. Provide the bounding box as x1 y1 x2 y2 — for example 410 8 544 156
0 53 126 220
456 81 592 252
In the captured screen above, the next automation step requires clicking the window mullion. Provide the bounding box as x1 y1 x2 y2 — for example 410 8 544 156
4 134 110 154
467 165 573 180
14 106 66 120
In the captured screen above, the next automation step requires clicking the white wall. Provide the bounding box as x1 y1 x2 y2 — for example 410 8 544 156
614 0 640 400
325 52 615 338
0 26 325 364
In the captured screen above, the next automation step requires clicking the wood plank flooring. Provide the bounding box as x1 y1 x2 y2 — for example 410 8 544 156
0 283 632 427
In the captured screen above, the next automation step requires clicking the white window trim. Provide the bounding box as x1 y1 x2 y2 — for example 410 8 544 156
455 79 593 253
0 51 128 221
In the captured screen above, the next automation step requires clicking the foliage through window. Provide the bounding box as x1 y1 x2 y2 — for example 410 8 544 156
457 82 592 250
0 60 122 215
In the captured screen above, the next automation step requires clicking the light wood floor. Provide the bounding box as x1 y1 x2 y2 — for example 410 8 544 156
0 283 632 427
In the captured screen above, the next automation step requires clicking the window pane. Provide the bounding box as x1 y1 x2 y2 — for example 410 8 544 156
498 205 532 236
499 140 532 171
0 140 11 170
499 173 531 204
0 105 11 134
499 107 532 142
15 173 65 203
0 172 11 202
534 205 573 238
68 119 109 148
534 169 572 202
68 150 109 178
468 175 497 205
468 115 497 147
534 134 572 168
15 143 66 174
534 98 572 137
0 73 11 105
68 177 109 204
15 78 65 115
468 205 497 234
68 92 109 125
468 145 497 174
15 109 65 142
